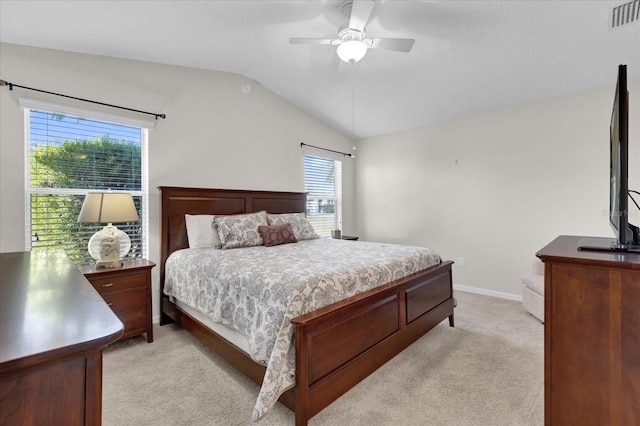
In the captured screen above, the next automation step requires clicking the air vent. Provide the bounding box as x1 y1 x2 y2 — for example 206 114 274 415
611 0 639 28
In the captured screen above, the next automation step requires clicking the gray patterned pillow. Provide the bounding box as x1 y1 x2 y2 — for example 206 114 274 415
267 212 320 241
214 211 268 249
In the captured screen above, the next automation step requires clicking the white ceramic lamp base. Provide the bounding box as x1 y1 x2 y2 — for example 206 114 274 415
88 223 131 268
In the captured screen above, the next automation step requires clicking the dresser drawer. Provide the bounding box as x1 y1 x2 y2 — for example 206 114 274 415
88 272 147 295
101 288 147 314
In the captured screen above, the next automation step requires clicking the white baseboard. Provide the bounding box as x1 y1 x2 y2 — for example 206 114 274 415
453 284 522 302
153 314 160 324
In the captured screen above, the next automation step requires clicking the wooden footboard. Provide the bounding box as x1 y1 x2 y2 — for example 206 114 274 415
292 261 454 425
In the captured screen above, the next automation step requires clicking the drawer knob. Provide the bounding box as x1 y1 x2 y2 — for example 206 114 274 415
102 283 114 288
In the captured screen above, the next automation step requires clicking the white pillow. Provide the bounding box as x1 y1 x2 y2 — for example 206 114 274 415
185 214 220 249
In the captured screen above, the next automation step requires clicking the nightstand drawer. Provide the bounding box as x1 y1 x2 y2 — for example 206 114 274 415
117 309 147 335
101 288 147 313
89 272 147 295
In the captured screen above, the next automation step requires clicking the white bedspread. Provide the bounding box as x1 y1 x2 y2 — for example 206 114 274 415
164 238 441 420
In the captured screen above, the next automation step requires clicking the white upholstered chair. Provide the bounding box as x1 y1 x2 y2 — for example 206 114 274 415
521 259 544 322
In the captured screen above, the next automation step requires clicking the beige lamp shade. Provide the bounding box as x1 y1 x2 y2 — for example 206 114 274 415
78 192 139 224
78 192 139 268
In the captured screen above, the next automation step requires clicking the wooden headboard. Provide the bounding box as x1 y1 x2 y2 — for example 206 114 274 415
158 186 307 288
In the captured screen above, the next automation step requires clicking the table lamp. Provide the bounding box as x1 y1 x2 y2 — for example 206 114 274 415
78 191 139 268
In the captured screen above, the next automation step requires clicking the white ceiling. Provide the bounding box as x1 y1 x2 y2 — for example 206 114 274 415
1 0 639 139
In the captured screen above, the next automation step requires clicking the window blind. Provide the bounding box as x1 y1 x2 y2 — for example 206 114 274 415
304 155 342 237
25 108 148 265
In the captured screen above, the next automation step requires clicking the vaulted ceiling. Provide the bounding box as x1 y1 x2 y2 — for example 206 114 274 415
1 0 639 139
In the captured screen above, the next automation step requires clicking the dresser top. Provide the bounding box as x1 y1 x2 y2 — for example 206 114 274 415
537 235 640 270
0 251 123 373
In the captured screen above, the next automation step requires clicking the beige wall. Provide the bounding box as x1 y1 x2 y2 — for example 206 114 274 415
355 80 640 298
0 43 355 316
3 43 639 303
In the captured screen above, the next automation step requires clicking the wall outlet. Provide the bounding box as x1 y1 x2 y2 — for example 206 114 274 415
458 257 466 268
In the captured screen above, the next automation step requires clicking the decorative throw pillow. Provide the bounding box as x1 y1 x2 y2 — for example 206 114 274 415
185 214 220 249
214 211 268 249
258 223 298 247
267 212 320 240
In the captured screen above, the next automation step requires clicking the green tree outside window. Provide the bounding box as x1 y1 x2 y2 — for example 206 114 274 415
28 110 145 265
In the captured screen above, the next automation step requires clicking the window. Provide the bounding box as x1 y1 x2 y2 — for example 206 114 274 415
304 155 342 238
25 106 148 265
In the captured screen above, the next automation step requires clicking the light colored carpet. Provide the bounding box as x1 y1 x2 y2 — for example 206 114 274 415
103 291 543 425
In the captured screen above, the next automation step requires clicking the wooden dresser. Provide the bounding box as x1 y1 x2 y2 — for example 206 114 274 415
79 259 155 343
0 251 123 426
537 236 640 426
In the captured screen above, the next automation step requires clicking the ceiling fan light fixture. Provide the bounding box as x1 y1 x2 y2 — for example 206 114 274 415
337 40 368 63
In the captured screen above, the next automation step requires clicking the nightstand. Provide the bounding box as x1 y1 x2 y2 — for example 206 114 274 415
79 258 155 343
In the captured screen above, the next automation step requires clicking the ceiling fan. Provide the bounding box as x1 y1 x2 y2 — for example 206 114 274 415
289 0 415 64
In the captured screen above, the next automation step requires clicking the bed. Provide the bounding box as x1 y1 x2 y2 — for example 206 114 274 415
159 186 455 425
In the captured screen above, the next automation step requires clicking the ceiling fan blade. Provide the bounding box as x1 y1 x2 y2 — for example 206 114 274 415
370 38 415 52
289 38 335 45
349 0 375 32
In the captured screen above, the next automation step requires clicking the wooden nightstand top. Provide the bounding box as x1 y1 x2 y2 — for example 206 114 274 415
78 258 155 277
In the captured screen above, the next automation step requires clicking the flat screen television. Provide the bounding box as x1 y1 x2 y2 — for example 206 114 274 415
579 64 639 252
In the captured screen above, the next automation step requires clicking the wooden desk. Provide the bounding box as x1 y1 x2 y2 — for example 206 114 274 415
537 236 640 426
0 251 124 426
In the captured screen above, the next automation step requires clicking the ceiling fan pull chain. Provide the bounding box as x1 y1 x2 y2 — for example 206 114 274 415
351 63 356 137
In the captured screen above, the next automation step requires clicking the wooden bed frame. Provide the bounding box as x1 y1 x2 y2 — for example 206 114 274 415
158 186 455 425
